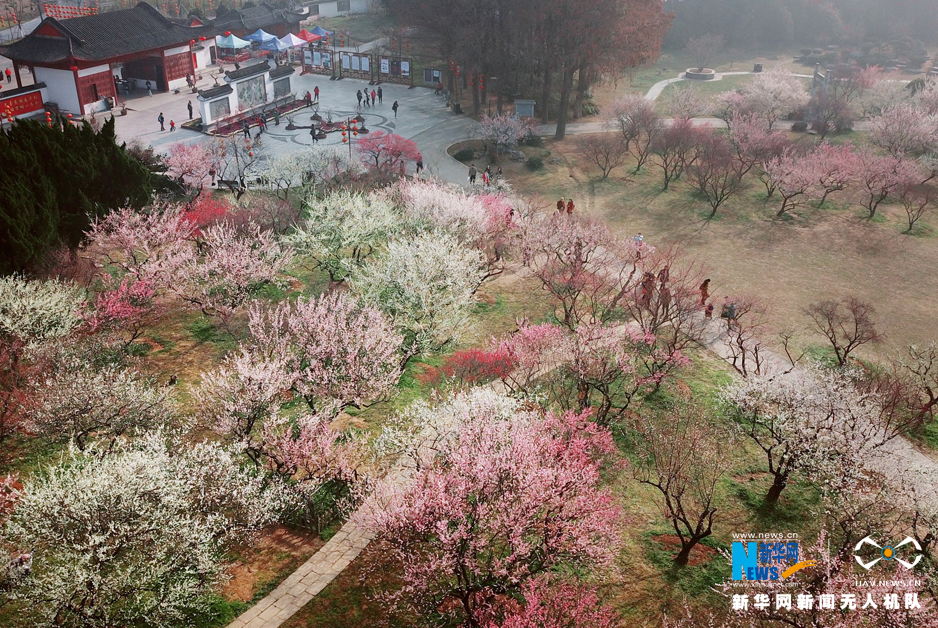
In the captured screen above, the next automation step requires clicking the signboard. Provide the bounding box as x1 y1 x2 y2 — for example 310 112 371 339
380 58 389 74
0 91 44 117
400 60 410 77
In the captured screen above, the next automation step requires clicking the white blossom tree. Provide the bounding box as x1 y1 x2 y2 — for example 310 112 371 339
1 435 279 628
723 366 895 504
288 189 403 283
479 113 535 153
350 231 487 360
25 355 176 450
0 275 86 346
743 68 810 129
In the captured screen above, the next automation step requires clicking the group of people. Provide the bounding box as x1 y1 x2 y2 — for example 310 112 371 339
698 278 736 326
556 197 575 214
356 87 382 107
157 112 175 132
468 164 502 186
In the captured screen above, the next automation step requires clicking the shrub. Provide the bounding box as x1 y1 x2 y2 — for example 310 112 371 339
526 156 545 171
453 147 475 162
440 347 515 386
791 121 809 132
523 134 544 147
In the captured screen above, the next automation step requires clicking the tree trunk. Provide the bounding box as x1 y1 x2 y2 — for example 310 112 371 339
572 61 590 120
471 82 481 115
554 66 575 140
674 541 695 566
541 60 552 124
764 474 787 503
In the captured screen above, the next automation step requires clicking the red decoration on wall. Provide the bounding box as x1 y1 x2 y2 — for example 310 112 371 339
75 70 115 107
164 51 194 82
0 91 43 117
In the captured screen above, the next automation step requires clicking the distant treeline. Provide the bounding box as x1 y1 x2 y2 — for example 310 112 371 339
663 0 938 49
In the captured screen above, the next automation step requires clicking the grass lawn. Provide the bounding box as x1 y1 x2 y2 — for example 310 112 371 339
311 13 398 48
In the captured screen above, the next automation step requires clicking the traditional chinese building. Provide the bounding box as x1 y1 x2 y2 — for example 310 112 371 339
0 3 212 115
211 4 305 39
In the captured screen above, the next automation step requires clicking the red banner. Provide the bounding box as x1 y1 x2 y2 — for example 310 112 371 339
0 91 44 117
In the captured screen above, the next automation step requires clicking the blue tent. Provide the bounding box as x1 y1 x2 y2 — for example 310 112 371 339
309 25 332 37
259 37 291 52
215 33 250 49
245 29 277 43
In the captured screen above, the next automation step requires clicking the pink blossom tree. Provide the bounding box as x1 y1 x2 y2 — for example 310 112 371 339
479 113 535 154
245 292 403 415
525 213 640 329
487 575 619 628
801 142 859 206
356 131 421 175
163 142 214 192
855 150 923 219
764 151 815 217
611 93 658 153
728 113 792 180
868 103 938 157
85 275 162 347
355 394 622 627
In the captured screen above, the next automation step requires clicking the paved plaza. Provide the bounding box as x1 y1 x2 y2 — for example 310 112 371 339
105 65 475 186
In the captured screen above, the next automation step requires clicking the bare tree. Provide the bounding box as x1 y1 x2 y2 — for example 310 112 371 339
631 404 726 566
898 182 937 233
805 297 883 366
577 133 629 180
898 342 938 427
722 296 770 378
687 133 743 218
685 34 724 73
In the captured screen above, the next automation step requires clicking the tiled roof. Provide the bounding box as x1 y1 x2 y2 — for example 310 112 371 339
199 83 233 100
0 82 47 98
212 3 304 32
0 3 210 64
268 66 294 79
225 61 270 81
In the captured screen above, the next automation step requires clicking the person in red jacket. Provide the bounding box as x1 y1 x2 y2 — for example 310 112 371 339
566 199 575 214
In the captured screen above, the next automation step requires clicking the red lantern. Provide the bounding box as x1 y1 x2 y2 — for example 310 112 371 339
248 151 254 157
69 65 78 71
200 36 206 41
225 31 231 36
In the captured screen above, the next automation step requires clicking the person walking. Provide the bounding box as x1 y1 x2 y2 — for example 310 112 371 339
557 197 565 213
468 164 477 184
157 112 165 131
704 302 714 319
496 166 503 180
699 278 711 306
310 127 319 143
370 89 376 106
305 90 312 106
185 75 193 89
146 80 153 96
169 119 176 132
377 86 383 104
357 90 363 106
5 68 11 83
566 198 575 214
415 154 424 176
260 111 268 131
273 108 280 125
482 169 490 186
187 100 193 120
242 119 250 139
392 100 399 117
313 86 320 102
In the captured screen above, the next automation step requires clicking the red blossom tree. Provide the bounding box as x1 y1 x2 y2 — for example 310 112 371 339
855 150 923 219
356 131 421 175
487 575 618 628
85 275 162 347
651 118 707 190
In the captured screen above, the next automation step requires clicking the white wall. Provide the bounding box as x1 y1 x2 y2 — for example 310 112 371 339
164 44 190 56
33 67 81 114
198 93 234 126
77 64 109 78
313 0 371 18
194 45 216 73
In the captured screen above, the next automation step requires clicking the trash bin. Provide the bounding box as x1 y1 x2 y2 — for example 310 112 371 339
753 63 763 73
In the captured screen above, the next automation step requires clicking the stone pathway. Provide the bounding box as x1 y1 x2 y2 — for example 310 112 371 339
227 519 374 628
